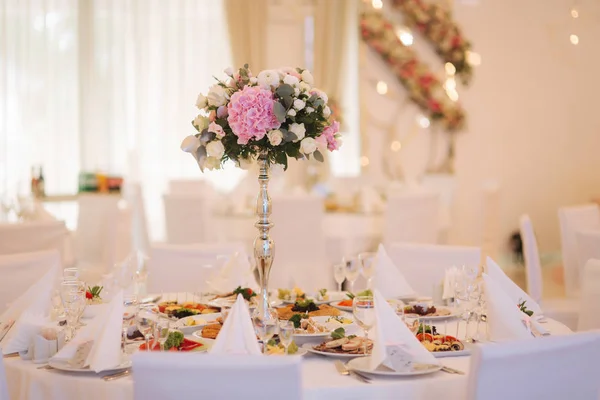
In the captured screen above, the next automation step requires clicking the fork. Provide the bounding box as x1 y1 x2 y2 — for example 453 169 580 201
102 369 131 381
334 360 371 383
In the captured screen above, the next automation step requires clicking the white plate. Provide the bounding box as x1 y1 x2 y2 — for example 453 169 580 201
291 316 356 337
48 358 131 373
267 348 308 357
173 313 222 334
431 348 470 358
301 342 370 358
347 357 442 376
404 307 458 320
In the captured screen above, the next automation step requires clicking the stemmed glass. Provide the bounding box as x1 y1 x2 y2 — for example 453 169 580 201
343 257 361 293
278 321 294 355
352 295 375 355
155 318 170 351
60 281 86 341
333 263 345 292
358 253 376 289
136 304 158 351
252 307 279 354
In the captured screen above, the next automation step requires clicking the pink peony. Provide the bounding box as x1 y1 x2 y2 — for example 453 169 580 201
321 121 340 151
227 86 281 145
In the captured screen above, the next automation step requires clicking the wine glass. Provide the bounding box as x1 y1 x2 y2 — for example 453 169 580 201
60 281 85 340
155 318 170 351
252 307 279 354
333 263 345 292
352 295 375 355
358 252 376 289
343 257 361 293
136 304 158 351
278 321 294 355
63 268 80 281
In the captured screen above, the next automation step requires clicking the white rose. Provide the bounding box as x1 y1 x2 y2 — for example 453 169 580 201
293 99 306 111
323 106 331 118
287 109 297 117
180 135 201 153
299 82 311 92
283 75 300 86
301 70 314 85
294 88 300 96
206 140 225 159
289 123 306 142
207 84 228 107
250 77 258 84
196 93 207 109
193 115 209 131
224 67 234 76
267 129 283 146
300 137 317 154
306 107 314 114
203 156 221 170
257 70 280 89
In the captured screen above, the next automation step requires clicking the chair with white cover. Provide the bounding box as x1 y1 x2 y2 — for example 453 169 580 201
383 191 440 246
133 353 301 400
576 230 600 282
387 243 481 297
558 204 600 297
163 195 211 244
466 330 600 400
0 221 69 263
0 250 61 314
577 259 600 331
0 347 8 400
147 242 246 293
520 214 579 330
269 195 328 290
122 182 150 255
480 181 502 263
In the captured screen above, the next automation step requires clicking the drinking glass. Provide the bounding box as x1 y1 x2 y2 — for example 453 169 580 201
359 252 376 289
252 307 279 354
137 305 158 351
333 264 345 292
60 281 85 340
63 268 80 281
343 257 361 293
155 319 170 351
352 295 375 354
279 321 294 355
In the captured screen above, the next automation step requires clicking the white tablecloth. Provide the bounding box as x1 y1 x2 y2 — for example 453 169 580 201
3 319 572 400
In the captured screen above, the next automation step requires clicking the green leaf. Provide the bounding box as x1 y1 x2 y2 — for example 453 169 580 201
313 150 324 162
282 95 293 109
285 145 300 158
282 129 297 143
275 151 288 170
273 102 286 123
243 63 249 69
276 84 295 98
331 327 346 340
313 98 324 108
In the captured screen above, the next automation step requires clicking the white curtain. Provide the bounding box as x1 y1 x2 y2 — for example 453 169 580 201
1 0 241 239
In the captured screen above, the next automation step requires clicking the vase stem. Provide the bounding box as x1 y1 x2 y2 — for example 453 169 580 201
254 152 274 314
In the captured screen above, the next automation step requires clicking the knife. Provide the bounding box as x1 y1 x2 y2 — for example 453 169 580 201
103 369 131 381
334 360 371 383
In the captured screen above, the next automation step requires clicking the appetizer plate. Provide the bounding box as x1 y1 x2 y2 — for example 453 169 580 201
48 358 131 373
301 342 369 358
347 357 442 376
404 307 458 321
330 301 353 312
292 316 356 337
431 348 471 358
173 313 222 334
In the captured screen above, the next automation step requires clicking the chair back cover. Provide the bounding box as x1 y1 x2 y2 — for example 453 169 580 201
0 220 68 262
576 230 600 285
0 346 8 400
577 259 600 331
0 250 61 315
269 195 328 290
132 353 302 400
558 204 600 297
147 242 245 293
122 182 150 255
519 215 543 302
163 194 209 244
467 331 600 400
388 243 481 297
480 181 502 262
383 191 440 245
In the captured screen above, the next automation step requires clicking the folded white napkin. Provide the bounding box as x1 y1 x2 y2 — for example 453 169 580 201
373 244 416 299
482 273 533 342
486 257 542 315
207 251 253 294
209 294 260 355
1 264 60 354
52 291 124 372
442 266 460 300
358 187 384 214
369 290 438 371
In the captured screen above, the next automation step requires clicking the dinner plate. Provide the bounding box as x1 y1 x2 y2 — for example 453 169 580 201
48 358 132 373
430 348 471 358
347 357 442 376
301 342 370 358
404 307 457 320
330 301 353 312
173 313 222 334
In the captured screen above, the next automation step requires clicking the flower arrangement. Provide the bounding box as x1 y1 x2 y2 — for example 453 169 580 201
391 0 473 85
181 65 342 171
360 11 465 132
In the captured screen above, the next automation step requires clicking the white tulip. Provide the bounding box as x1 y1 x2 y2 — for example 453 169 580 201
289 123 306 141
206 140 225 159
300 137 317 154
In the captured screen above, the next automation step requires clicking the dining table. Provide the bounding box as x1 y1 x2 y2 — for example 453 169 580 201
3 314 572 400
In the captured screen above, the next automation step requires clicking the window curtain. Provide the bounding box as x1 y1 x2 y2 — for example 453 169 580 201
223 0 268 72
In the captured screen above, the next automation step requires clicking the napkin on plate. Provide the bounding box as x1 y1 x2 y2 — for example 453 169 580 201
442 266 460 300
1 263 60 354
52 291 124 372
373 244 417 299
369 290 438 372
209 294 261 355
482 273 533 342
207 251 253 294
486 257 542 315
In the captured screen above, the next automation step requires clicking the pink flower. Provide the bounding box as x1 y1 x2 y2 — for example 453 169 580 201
217 106 228 119
209 110 217 122
315 134 328 150
227 86 281 145
321 121 340 151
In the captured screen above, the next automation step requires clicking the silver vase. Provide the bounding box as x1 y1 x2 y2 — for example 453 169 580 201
253 151 274 317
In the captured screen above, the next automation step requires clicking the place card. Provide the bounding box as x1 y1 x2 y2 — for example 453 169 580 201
382 344 413 372
68 340 94 368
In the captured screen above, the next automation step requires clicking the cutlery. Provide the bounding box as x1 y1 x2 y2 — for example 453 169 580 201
440 366 465 375
103 369 131 381
37 364 54 370
0 320 14 342
334 360 371 383
2 352 19 358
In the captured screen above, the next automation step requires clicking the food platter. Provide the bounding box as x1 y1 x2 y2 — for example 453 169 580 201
172 313 222 334
301 342 370 358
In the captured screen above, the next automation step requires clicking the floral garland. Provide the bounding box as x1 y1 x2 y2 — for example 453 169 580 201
360 11 465 132
391 0 473 85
